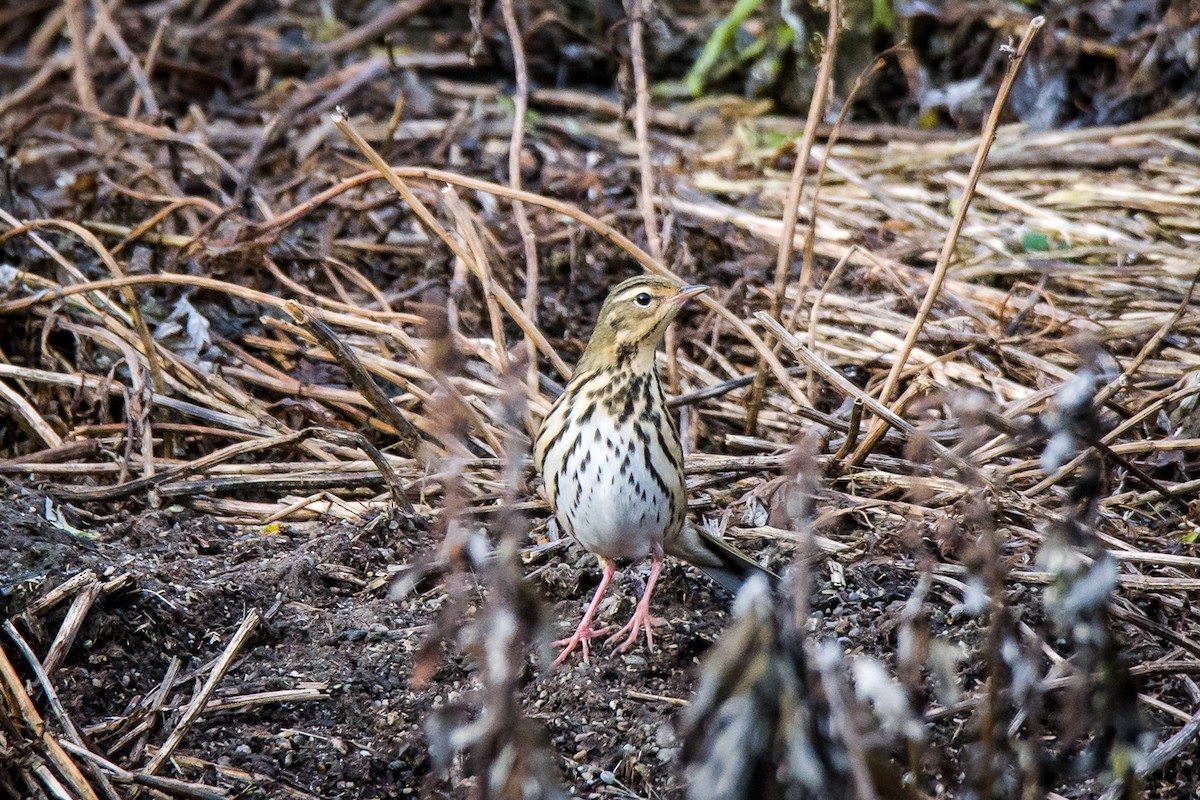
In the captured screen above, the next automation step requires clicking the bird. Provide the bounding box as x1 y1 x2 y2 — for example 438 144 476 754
534 275 774 666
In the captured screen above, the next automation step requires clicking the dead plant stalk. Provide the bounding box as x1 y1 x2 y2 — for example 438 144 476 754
847 16 1045 468
744 0 842 433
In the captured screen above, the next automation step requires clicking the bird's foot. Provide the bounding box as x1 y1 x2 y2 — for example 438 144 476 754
553 621 613 666
607 604 666 654
608 558 666 654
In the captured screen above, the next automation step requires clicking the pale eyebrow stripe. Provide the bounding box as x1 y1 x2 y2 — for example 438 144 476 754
610 284 658 305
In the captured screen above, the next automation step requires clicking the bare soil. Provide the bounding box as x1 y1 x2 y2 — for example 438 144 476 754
0 480 932 798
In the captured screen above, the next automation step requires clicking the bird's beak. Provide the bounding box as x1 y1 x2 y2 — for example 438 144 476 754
670 284 709 305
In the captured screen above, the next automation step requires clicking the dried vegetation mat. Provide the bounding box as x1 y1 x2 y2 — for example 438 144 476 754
1 7 1199 800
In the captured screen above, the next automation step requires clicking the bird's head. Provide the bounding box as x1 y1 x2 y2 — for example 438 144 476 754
577 276 708 372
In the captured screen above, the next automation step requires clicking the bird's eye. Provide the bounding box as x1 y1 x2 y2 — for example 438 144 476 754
634 293 652 307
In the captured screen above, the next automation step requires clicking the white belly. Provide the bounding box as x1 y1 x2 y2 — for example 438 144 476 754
543 415 682 562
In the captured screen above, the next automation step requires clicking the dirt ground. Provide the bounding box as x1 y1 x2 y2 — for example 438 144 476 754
0 478 916 798
4 475 1192 799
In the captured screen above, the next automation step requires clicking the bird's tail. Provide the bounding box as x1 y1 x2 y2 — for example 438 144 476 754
665 521 777 594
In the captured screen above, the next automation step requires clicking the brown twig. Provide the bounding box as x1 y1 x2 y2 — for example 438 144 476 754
284 300 421 456
40 581 101 676
498 0 543 399
141 611 261 778
313 0 435 57
627 0 661 262
63 0 99 115
744 0 842 434
0 639 101 800
791 52 892 317
848 16 1045 467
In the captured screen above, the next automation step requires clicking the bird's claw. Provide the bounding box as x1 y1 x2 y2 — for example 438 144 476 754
553 623 613 666
607 608 665 654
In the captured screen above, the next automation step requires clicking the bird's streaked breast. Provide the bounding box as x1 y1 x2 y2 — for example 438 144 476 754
534 368 686 561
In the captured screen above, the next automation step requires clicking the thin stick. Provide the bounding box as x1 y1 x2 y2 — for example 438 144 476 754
797 54 889 306
313 0 434 57
3 622 121 800
331 113 571 378
200 687 329 713
805 244 857 400
283 300 421 456
440 188 510 371
626 689 688 707
41 582 101 676
830 399 863 465
142 611 261 777
63 0 99 115
848 16 1045 467
0 642 101 800
744 0 842 434
628 0 661 261
128 13 168 118
128 656 181 763
498 0 542 395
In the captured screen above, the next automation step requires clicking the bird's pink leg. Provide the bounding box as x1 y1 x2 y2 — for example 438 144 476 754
608 558 664 654
553 560 616 666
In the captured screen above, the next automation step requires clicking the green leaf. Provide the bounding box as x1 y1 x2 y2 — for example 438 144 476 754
1021 230 1051 252
44 501 99 539
496 92 539 125
685 0 764 97
871 0 895 32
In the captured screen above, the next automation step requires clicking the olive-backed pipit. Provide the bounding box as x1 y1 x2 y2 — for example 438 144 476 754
535 276 772 665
